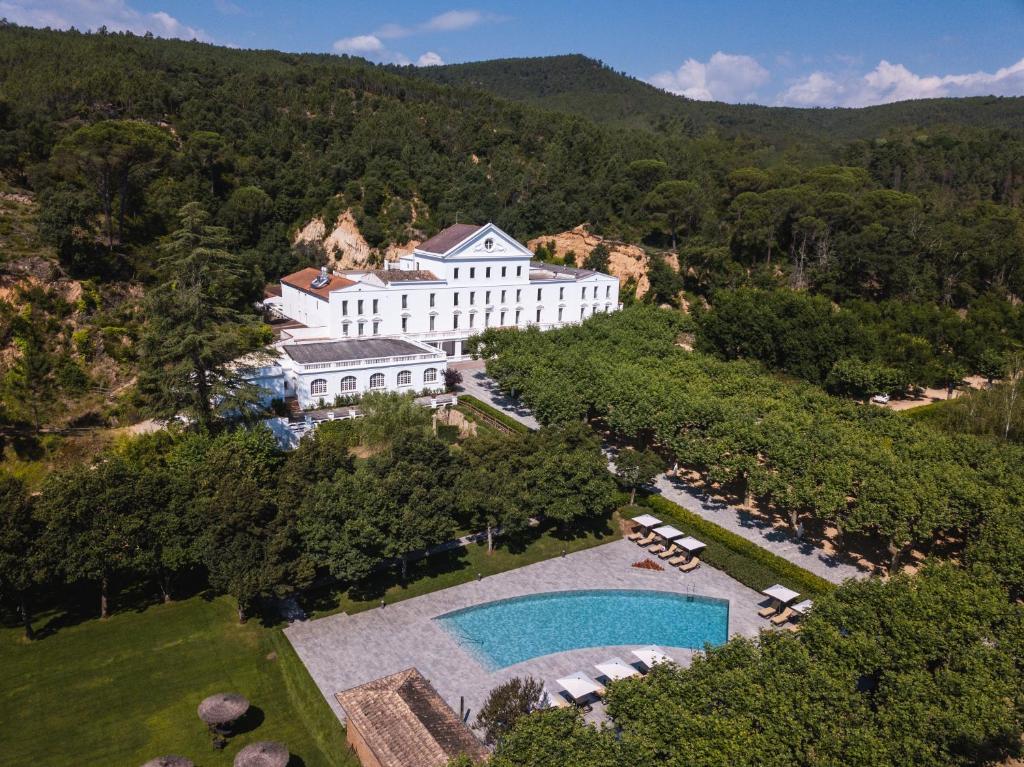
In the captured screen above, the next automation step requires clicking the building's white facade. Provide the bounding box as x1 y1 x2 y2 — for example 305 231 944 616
260 223 621 406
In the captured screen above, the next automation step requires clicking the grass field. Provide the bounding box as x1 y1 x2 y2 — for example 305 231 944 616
1 517 620 766
0 596 356 767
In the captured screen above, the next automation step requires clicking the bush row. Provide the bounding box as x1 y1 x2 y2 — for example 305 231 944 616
633 495 836 598
458 394 533 434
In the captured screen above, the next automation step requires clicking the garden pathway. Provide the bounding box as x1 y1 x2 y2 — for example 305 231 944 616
452 360 540 429
653 474 869 584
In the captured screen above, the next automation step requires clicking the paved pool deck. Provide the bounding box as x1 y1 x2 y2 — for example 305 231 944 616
285 538 768 727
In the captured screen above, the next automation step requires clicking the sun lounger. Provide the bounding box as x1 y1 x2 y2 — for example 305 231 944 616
786 623 802 633
770 607 796 626
544 690 570 708
657 543 681 560
758 605 779 619
636 532 657 546
626 530 644 541
679 556 701 573
667 553 689 566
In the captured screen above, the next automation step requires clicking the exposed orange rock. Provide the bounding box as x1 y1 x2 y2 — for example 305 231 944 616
527 224 674 300
293 208 373 269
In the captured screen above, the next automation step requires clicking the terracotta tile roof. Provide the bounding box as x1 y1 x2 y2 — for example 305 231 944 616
336 668 488 767
417 224 482 255
280 267 355 301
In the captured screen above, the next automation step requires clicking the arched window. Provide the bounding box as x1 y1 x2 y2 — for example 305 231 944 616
340 376 357 392
423 368 438 384
369 373 385 389
310 379 327 396
397 370 412 386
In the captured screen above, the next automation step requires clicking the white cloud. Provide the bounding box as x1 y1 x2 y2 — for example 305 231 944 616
649 52 770 103
0 0 208 40
780 57 1024 107
333 8 503 65
331 33 414 64
423 9 482 32
332 34 384 54
417 51 444 67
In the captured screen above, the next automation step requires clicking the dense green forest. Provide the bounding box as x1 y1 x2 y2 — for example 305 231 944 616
470 308 1024 593
0 394 615 632
413 53 1024 143
2 24 1023 437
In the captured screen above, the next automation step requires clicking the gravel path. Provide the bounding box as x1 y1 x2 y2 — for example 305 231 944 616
652 474 869 584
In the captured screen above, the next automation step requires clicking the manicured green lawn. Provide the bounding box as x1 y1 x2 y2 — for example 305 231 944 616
0 596 355 767
1 516 620 766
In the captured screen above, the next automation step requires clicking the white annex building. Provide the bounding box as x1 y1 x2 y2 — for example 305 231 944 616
257 222 621 408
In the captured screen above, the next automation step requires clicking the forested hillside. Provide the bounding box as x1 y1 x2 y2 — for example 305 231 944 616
413 54 1024 142
1 22 1024 439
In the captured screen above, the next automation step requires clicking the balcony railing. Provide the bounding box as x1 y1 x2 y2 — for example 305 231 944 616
297 351 444 372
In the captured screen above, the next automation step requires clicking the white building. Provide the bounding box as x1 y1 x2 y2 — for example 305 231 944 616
260 222 620 407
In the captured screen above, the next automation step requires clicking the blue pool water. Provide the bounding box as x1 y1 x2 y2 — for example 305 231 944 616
436 589 729 669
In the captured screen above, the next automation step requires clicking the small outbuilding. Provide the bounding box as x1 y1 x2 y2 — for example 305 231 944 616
336 668 488 767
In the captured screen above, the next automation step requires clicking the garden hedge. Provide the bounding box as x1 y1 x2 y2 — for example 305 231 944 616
458 394 533 434
634 494 836 598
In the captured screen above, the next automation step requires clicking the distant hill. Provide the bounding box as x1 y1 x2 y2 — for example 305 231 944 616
412 54 1024 144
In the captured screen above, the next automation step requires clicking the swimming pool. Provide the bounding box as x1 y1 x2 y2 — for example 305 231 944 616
436 589 729 669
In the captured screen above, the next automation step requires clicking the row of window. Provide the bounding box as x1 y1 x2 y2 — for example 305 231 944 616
309 368 439 396
339 285 614 318
340 302 614 337
452 265 521 280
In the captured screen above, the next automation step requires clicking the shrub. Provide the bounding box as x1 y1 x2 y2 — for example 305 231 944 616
458 394 532 433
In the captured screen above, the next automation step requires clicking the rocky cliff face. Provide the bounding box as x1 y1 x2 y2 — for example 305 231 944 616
294 209 420 269
527 224 676 300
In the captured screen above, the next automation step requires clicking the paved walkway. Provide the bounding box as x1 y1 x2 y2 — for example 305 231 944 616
453 360 539 430
286 539 767 727
653 475 868 584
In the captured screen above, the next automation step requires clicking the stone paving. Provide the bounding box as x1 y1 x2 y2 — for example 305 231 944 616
653 475 870 584
285 539 768 726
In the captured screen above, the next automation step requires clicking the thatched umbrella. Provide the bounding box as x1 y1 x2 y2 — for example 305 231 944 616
141 757 194 767
197 692 250 727
233 741 289 767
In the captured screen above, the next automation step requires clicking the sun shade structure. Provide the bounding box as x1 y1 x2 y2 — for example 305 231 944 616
197 693 250 726
141 757 194 767
630 513 662 529
632 645 673 668
336 668 488 767
232 741 289 767
762 585 800 605
651 525 685 540
556 672 604 702
676 536 706 552
594 657 641 681
791 599 814 615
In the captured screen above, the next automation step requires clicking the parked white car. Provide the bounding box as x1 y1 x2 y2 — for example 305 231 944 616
870 393 891 404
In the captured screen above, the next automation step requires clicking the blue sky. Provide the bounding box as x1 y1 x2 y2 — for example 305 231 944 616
3 1 1024 106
